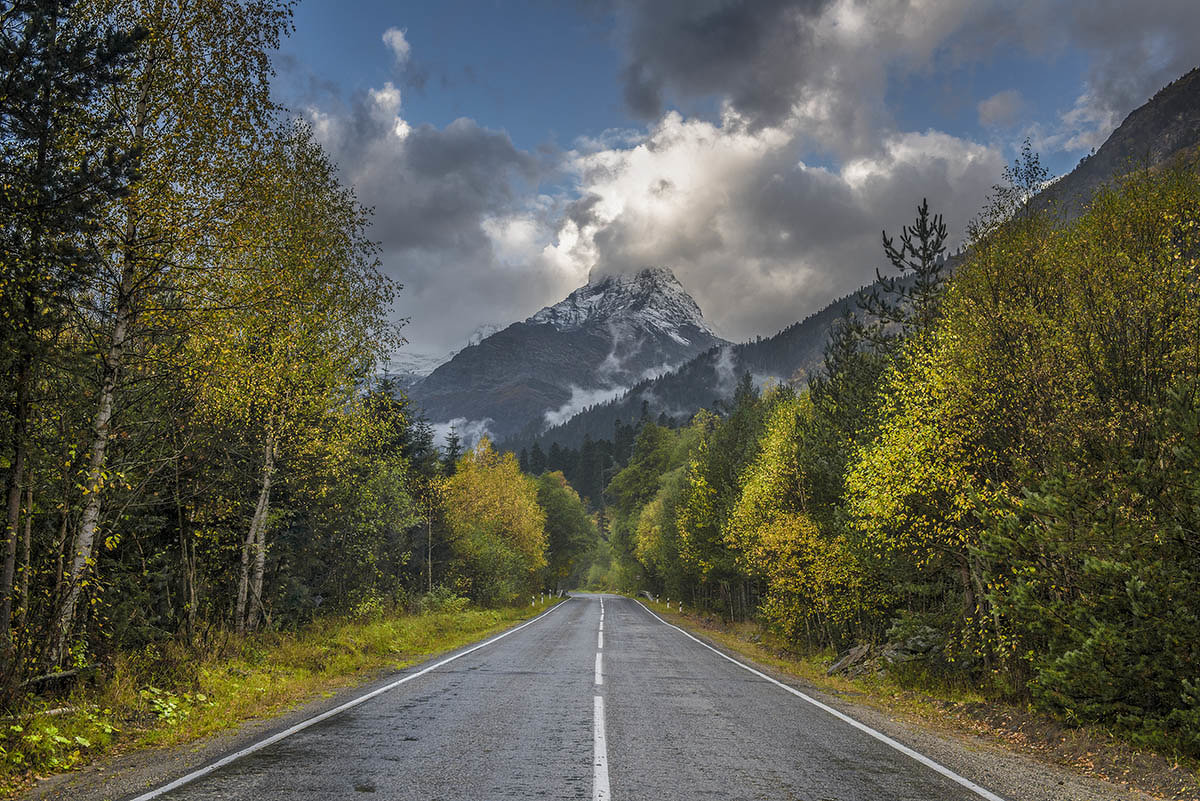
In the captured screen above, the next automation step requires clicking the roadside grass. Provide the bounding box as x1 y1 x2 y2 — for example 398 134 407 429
0 599 560 797
638 598 1200 801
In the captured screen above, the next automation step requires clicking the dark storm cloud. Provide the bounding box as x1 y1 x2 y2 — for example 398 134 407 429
565 193 605 229
315 83 545 249
1063 1 1200 144
304 85 580 362
614 0 831 125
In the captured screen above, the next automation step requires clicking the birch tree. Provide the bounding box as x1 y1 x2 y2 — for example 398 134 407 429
183 123 394 632
52 0 293 663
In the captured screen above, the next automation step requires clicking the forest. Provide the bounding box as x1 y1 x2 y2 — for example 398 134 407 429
0 0 596 777
575 146 1200 758
4 0 1199 787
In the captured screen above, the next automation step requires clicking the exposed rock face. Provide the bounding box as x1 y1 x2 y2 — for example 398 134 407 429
1037 67 1200 220
406 267 727 441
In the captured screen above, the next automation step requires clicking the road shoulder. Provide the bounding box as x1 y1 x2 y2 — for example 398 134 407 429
19 600 567 801
633 599 1197 801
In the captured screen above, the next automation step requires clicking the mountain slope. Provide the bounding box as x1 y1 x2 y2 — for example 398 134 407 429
407 267 728 440
510 290 860 450
1037 67 1200 218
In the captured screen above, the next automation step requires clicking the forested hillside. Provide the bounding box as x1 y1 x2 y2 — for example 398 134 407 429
588 148 1200 758
0 1 597 779
512 69 1200 460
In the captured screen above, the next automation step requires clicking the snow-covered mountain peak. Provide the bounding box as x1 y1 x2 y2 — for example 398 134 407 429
528 266 718 344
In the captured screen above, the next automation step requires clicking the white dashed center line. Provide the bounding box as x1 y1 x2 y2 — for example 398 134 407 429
593 694 610 801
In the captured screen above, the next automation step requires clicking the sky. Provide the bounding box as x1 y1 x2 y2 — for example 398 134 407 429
274 0 1200 367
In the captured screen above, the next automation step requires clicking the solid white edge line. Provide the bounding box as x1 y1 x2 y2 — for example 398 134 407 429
634 600 1006 801
126 600 572 801
595 651 604 685
593 694 611 801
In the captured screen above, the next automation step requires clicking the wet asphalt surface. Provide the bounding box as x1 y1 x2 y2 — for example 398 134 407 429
133 594 1001 800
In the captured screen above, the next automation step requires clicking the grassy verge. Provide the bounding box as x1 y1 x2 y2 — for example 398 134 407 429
637 598 1200 801
0 598 560 797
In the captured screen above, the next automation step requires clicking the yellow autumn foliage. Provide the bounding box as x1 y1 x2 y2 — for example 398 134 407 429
443 438 547 605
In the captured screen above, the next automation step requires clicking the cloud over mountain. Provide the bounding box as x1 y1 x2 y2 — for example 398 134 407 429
282 1 1200 361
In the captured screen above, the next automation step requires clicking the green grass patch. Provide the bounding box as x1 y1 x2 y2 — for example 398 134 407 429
0 599 560 796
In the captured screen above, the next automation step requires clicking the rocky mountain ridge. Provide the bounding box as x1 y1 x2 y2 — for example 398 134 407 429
405 267 728 441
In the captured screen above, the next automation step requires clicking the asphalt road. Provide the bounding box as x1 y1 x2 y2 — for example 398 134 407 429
125 594 1007 801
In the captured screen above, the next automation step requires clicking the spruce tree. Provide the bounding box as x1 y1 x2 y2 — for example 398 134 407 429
859 197 950 344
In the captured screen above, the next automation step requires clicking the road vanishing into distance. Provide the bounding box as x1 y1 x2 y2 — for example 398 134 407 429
125 594 1007 801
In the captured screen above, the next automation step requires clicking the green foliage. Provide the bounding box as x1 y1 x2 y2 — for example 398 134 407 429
535 472 598 591
139 686 211 724
411 586 470 616
986 379 1200 753
443 439 547 606
676 376 771 616
0 703 116 775
589 156 1200 759
728 391 873 645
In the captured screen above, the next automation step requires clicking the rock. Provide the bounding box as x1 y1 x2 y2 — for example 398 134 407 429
827 643 872 676
881 625 944 665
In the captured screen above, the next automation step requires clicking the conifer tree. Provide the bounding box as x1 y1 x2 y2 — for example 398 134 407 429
0 0 141 657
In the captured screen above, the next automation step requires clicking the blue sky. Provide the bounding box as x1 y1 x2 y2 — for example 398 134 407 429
281 1 625 152
274 1 1200 362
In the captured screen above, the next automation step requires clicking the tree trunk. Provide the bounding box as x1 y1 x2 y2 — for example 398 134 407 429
248 511 268 630
175 451 196 641
51 267 133 665
1 357 30 648
17 484 32 636
50 44 155 667
237 430 275 633
427 492 434 594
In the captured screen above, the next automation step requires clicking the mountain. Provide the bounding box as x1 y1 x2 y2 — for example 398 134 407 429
507 67 1200 454
406 267 728 441
1037 67 1200 219
389 324 506 390
509 290 860 450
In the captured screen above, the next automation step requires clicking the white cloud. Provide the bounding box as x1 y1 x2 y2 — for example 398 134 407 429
382 26 411 65
978 89 1024 128
541 111 1004 344
544 385 630 427
1027 90 1123 155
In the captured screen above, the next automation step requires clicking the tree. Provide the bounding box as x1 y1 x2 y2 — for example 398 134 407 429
676 376 768 618
185 123 394 633
442 439 546 605
528 442 547 475
535 471 596 591
0 0 140 658
860 198 950 345
442 428 462 475
52 0 296 663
